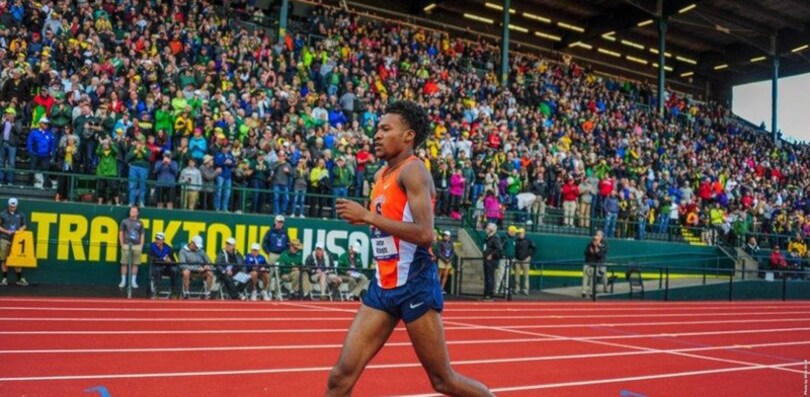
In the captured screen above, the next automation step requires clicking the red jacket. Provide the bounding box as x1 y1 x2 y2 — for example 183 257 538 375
598 178 614 197
562 182 579 202
770 250 787 269
32 94 55 115
698 182 713 201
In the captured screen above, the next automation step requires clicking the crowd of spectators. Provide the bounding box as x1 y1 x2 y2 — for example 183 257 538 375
2 0 810 252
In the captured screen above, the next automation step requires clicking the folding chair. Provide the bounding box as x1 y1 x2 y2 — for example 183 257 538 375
626 268 645 299
148 261 179 299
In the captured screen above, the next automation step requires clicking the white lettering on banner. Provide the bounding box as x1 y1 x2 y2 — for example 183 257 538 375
326 230 348 258
28 211 371 267
300 228 370 268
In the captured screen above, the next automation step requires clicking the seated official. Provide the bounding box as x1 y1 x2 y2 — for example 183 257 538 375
179 235 213 299
215 237 245 300
337 242 369 300
786 233 807 267
306 242 341 300
147 232 177 298
278 239 310 299
245 243 271 301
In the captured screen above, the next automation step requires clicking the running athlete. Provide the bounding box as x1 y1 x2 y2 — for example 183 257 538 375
329 101 493 396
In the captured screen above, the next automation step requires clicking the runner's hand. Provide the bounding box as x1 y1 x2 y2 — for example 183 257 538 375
336 198 369 225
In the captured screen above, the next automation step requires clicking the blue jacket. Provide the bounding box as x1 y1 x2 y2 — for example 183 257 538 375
188 137 207 161
10 5 24 22
148 242 174 263
214 151 235 179
26 128 55 158
262 227 289 255
154 160 179 187
244 253 268 272
603 197 620 215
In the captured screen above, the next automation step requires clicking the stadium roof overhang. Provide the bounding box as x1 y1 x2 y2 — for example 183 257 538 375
346 0 810 96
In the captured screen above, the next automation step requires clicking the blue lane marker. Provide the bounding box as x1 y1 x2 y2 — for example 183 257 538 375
620 390 648 397
84 386 111 397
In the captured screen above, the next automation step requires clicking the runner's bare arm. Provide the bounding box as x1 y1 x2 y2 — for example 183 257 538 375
336 161 435 247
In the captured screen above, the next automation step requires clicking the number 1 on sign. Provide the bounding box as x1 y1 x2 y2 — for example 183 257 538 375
9 231 36 268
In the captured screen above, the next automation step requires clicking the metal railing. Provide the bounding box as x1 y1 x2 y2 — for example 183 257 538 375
454 255 809 302
2 167 370 217
464 207 718 245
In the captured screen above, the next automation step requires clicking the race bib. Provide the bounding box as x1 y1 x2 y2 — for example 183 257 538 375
371 228 398 260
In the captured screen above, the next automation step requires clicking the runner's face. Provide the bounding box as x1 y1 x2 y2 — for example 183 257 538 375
374 113 413 160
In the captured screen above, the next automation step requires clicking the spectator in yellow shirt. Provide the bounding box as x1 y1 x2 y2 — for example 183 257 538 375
786 233 807 267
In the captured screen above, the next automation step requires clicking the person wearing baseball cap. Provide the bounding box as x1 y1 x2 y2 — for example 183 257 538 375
215 237 245 300
337 241 369 300
278 238 310 299
435 230 455 294
0 197 27 286
147 231 177 298
178 235 213 299
513 228 536 296
261 215 289 265
496 225 519 296
26 114 55 189
0 107 21 185
245 242 273 301
198 154 217 210
306 241 341 300
155 149 179 209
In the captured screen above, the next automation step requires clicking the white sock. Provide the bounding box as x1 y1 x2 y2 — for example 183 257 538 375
131 276 137 283
120 275 126 283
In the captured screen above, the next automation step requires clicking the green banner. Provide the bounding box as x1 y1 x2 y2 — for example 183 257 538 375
16 200 371 285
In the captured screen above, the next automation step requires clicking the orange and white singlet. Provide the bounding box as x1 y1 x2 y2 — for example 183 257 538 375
369 156 434 289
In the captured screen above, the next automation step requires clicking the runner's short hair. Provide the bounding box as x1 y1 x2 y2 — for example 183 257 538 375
385 101 429 149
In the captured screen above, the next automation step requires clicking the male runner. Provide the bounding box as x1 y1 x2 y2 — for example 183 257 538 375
329 101 493 396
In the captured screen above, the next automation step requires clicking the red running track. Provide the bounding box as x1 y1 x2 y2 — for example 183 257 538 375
0 298 809 396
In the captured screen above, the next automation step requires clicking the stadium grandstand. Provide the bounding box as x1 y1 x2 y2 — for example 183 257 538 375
1 1 810 396
0 0 806 289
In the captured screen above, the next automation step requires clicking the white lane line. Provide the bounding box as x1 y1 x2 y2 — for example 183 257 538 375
4 310 808 322
0 306 340 313
0 316 354 322
0 338 553 354
2 305 807 313
2 338 809 356
443 320 807 376
1 347 805 382
504 317 810 330
0 328 362 335
3 325 810 338
390 361 806 396
444 311 810 320
3 296 808 307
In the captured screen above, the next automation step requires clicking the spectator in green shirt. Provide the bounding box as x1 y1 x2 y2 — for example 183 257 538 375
337 242 369 300
278 239 311 299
